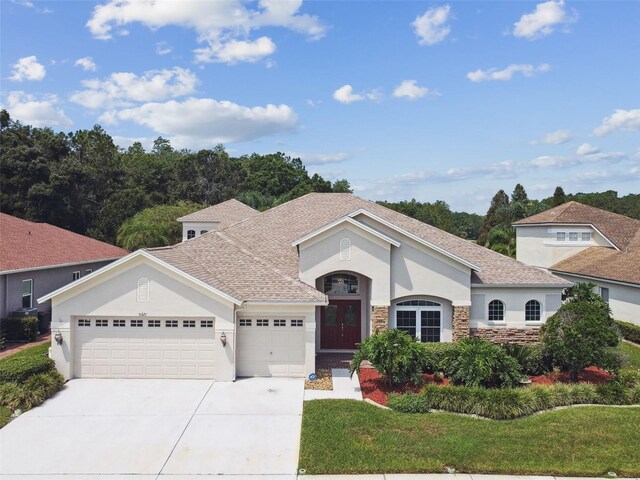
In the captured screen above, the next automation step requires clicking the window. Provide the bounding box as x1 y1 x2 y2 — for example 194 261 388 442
200 230 208 235
421 311 441 343
187 229 196 240
239 319 252 326
130 319 143 327
113 319 126 327
396 310 417 339
137 277 150 303
569 232 579 242
73 271 80 281
166 320 178 328
183 320 196 328
78 319 91 327
396 300 441 307
395 300 442 343
148 319 161 327
323 273 359 295
257 319 269 327
274 319 287 327
339 238 351 261
488 300 505 322
599 287 609 304
525 300 541 322
96 319 108 327
86 269 92 274
291 319 304 327
21 279 33 309
581 232 591 242
556 232 566 241
201 320 213 328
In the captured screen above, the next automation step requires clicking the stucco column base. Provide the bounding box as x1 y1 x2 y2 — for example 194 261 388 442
371 305 389 334
452 305 470 341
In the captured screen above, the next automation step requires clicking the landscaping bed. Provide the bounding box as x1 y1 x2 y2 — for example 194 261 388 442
305 368 333 390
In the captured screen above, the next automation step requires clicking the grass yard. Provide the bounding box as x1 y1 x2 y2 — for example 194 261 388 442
300 399 640 476
0 406 11 428
620 341 640 372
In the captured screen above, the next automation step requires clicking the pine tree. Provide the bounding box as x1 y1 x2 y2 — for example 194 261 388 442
551 186 566 207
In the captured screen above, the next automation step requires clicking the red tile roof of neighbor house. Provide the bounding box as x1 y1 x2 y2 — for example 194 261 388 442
0 213 128 273
514 201 640 251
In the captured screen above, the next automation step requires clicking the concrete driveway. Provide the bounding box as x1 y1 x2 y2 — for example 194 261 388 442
0 377 304 479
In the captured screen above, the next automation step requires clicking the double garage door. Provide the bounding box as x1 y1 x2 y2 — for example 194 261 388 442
74 317 216 379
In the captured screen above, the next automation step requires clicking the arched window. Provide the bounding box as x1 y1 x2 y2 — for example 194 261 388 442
137 277 150 303
395 298 442 343
339 238 351 261
488 300 505 322
396 300 441 307
187 229 196 240
323 273 359 295
525 300 541 322
200 230 208 235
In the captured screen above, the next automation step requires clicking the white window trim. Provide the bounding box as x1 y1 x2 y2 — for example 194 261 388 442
524 299 544 323
72 271 81 281
487 299 506 324
393 303 443 343
21 279 33 309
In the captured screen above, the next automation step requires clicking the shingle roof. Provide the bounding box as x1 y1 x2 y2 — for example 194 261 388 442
0 213 128 273
551 247 640 286
514 201 640 251
177 199 259 227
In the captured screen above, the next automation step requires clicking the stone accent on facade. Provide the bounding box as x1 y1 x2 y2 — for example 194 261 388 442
371 305 389 333
452 305 470 341
470 327 540 344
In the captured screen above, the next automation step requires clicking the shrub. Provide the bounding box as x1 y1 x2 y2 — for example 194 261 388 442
350 329 427 387
420 342 461 373
501 343 550 376
387 381 639 420
0 347 54 384
446 338 523 388
615 320 640 344
0 370 64 410
541 299 619 381
1 316 38 342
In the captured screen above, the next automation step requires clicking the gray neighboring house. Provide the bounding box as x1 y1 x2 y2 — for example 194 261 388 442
0 213 128 324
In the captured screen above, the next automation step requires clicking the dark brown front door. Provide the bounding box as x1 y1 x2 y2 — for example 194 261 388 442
320 299 361 349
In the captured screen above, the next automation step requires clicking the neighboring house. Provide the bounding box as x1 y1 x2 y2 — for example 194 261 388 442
39 194 570 381
177 199 260 241
514 201 640 326
0 213 128 322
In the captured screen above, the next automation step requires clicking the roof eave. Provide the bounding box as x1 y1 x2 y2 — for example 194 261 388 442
549 269 640 289
0 256 125 276
292 216 401 248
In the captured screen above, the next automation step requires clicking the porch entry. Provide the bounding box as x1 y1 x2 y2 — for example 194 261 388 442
321 300 361 349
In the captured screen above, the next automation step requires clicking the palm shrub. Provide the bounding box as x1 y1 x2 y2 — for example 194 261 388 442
350 329 427 387
501 343 550 376
420 342 461 373
446 338 523 388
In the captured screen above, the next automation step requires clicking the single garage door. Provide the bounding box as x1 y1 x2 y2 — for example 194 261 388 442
74 317 215 379
236 317 305 377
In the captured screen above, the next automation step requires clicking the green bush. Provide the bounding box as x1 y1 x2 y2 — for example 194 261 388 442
446 338 523 388
420 342 461 373
350 329 427 387
541 300 619 381
1 316 38 342
0 347 54 384
0 370 64 410
616 320 640 344
501 343 550 376
387 380 639 420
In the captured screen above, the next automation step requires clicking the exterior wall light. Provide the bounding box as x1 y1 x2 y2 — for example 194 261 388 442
220 332 227 347
54 331 63 345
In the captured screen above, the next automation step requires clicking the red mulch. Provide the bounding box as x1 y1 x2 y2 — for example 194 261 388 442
360 366 614 405
358 367 448 406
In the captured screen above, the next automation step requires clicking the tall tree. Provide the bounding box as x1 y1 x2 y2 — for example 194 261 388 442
478 190 510 246
551 186 566 207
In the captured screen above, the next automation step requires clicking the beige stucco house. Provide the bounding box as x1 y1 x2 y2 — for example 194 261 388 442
40 193 570 382
514 201 640 326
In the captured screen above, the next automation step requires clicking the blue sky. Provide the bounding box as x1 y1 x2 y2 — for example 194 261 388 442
1 0 639 213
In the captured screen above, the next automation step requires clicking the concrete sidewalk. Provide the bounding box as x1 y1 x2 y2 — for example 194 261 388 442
304 368 363 400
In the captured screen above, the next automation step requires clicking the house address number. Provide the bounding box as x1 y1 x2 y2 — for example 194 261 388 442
139 313 147 316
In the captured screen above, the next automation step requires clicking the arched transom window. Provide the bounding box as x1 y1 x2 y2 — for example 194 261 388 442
187 229 196 240
488 300 505 322
525 300 541 322
323 273 359 295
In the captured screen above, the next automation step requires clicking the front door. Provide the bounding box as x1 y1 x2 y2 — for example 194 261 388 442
321 300 361 349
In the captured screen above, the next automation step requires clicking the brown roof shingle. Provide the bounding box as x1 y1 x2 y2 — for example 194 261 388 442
551 247 640 286
0 213 128 272
177 199 259 228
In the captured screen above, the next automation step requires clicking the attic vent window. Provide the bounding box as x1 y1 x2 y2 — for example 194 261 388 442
340 238 351 261
137 277 150 303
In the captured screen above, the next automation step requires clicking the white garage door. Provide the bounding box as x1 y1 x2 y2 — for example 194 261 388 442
74 317 215 379
236 317 306 377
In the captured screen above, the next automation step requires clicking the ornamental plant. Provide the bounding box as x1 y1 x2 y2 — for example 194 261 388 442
350 329 427 387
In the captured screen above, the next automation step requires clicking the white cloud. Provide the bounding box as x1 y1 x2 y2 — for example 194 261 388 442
74 56 97 72
11 0 52 13
112 135 155 151
531 129 572 145
392 80 431 100
593 108 640 136
513 0 576 40
333 84 379 104
155 41 173 56
100 97 298 147
467 63 550 82
70 67 198 109
412 5 451 46
195 36 276 64
9 56 46 81
289 151 350 165
86 0 325 64
576 143 600 156
3 91 72 128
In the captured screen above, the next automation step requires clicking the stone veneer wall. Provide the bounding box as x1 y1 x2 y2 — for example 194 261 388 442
371 305 389 333
470 327 540 344
452 305 470 341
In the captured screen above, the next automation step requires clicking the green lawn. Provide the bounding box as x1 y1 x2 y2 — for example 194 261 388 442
620 341 640 372
300 399 640 476
0 406 11 428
